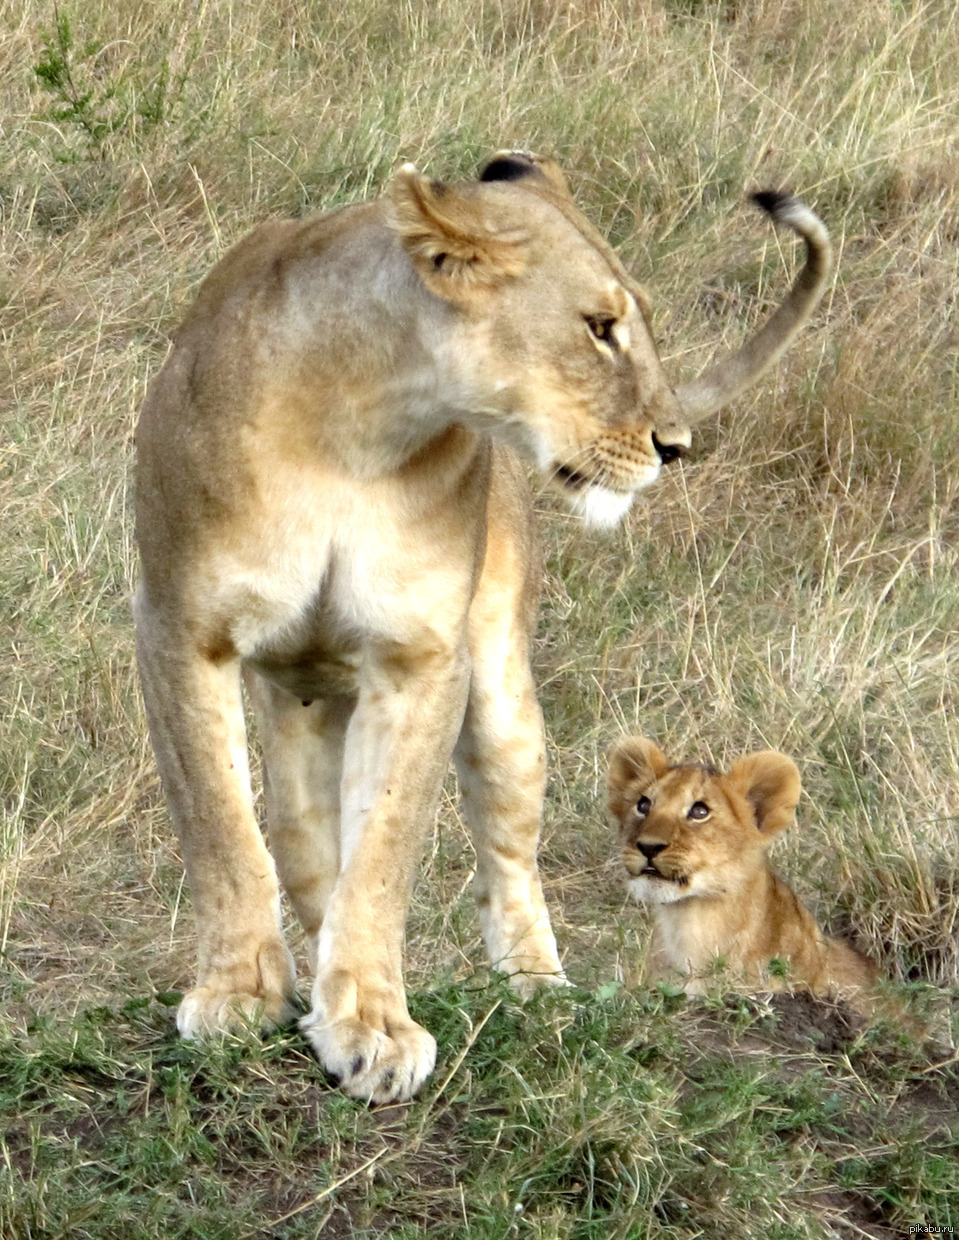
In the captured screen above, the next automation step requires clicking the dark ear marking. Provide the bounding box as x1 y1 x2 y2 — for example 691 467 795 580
480 152 540 183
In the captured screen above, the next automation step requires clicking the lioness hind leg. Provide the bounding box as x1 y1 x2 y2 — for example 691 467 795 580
454 661 565 997
244 674 350 969
135 612 296 1035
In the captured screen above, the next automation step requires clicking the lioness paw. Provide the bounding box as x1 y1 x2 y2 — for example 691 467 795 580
507 967 570 1001
177 985 297 1037
301 1014 437 1104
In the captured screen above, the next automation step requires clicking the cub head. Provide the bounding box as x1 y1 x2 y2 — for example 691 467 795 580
390 152 691 528
607 737 801 904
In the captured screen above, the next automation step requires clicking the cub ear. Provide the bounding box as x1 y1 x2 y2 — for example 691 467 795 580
607 737 669 822
727 751 801 837
390 163 529 301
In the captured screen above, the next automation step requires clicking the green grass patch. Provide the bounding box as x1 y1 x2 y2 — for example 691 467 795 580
2 983 956 1239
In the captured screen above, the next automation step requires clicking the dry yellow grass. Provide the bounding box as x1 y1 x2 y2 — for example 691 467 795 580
2 0 957 1032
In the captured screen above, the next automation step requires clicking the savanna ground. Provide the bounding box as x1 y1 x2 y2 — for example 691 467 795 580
2 0 958 1236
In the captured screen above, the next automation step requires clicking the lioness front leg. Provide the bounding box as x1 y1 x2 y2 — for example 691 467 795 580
454 658 565 997
454 470 565 997
300 645 470 1103
135 610 296 1034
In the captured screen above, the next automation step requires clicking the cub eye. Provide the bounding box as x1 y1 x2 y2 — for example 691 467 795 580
585 314 617 346
688 802 710 821
636 796 651 816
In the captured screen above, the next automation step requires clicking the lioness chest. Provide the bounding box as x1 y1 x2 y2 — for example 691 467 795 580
196 435 493 700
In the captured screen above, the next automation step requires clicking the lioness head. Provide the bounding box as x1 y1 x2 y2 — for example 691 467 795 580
391 151 686 526
607 737 801 903
390 152 830 528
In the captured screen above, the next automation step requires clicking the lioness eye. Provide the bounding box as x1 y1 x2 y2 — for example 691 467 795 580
585 314 617 345
636 796 651 816
688 802 710 820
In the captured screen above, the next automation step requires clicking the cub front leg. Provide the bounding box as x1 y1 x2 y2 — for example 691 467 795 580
135 608 296 1034
299 646 470 1103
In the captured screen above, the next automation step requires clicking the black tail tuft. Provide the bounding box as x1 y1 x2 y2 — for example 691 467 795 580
751 189 797 218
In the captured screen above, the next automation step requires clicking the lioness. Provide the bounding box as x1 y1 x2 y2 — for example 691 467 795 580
608 737 881 1011
135 151 831 1102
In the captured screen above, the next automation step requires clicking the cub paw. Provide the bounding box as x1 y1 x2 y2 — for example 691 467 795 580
177 986 297 1037
301 1013 437 1104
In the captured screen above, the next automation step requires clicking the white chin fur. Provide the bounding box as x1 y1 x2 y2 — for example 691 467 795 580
569 485 636 529
628 875 689 905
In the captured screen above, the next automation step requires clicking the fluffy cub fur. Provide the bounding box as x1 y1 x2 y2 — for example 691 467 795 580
607 737 882 1012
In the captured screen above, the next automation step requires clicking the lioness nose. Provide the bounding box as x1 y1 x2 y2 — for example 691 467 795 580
652 433 687 465
638 840 667 861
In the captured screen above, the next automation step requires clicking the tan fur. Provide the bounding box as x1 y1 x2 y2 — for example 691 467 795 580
607 738 882 1013
135 152 831 1103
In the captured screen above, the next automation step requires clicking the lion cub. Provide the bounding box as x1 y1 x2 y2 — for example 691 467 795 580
607 737 881 1012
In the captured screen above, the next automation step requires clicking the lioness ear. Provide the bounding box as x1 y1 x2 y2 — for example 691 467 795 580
607 737 669 822
390 164 529 300
479 150 572 199
727 751 801 837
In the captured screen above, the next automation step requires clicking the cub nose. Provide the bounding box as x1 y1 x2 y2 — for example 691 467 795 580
652 433 687 465
638 841 667 861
